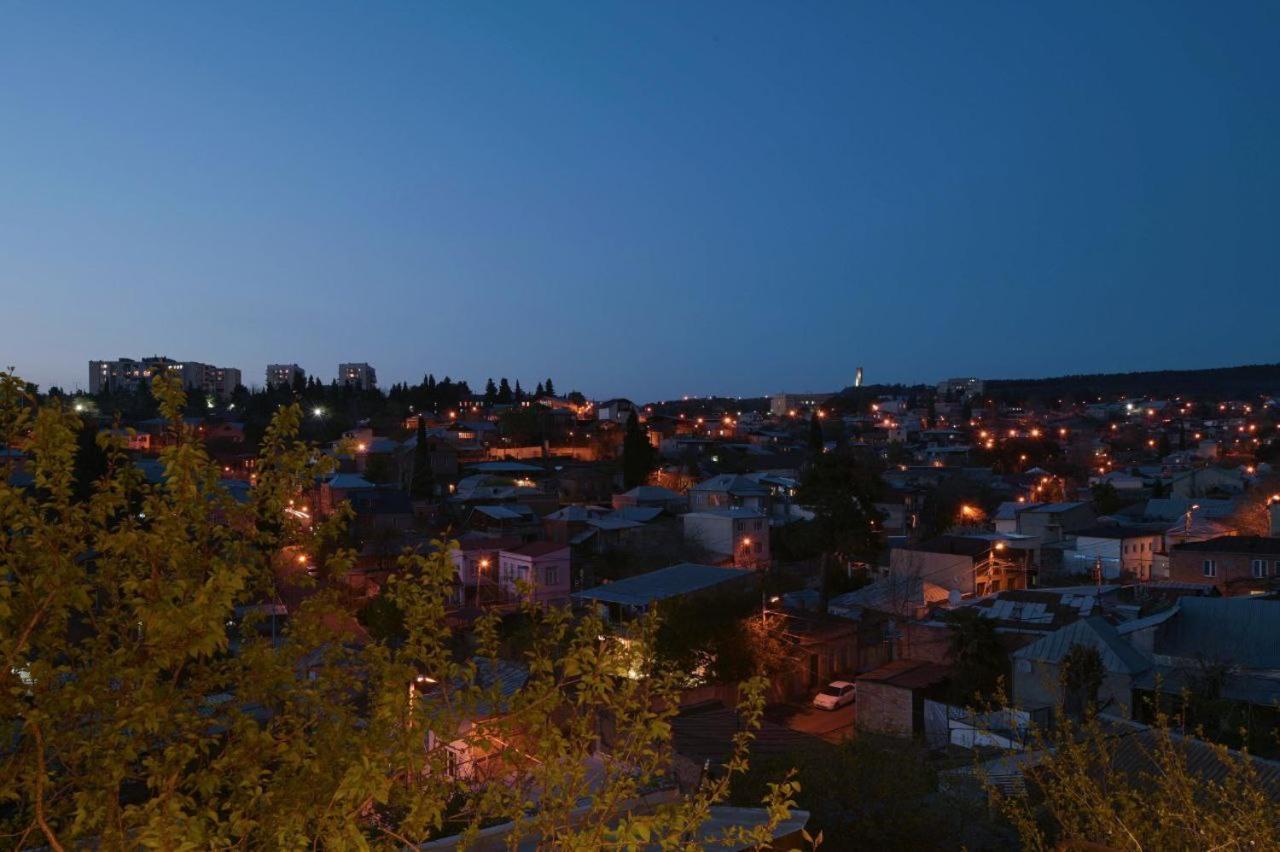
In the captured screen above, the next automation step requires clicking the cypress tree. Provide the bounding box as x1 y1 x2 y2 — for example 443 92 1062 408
410 419 435 500
622 411 654 489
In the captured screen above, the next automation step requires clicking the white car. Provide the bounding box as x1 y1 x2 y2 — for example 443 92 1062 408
812 680 856 711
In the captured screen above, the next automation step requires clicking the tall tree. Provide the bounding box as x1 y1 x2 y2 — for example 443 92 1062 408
410 419 435 500
808 412 824 454
484 378 498 404
497 378 513 404
795 450 883 563
544 377 555 398
622 411 655 489
946 608 1006 705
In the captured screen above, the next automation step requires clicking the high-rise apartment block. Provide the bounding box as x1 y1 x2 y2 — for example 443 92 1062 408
89 357 241 399
337 362 377 390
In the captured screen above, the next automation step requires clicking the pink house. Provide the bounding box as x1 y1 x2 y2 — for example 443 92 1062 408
498 542 572 605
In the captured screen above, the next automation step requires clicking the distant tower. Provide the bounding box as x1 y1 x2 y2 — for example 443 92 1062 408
855 367 864 388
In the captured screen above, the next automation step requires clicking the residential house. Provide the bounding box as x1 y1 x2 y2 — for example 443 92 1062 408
1124 596 1280 753
449 537 522 606
1064 524 1167 581
318 472 376 516
1015 501 1096 544
855 659 951 738
497 542 572 606
1169 536 1280 595
611 484 687 514
466 504 542 541
542 505 607 544
419 659 528 784
1011 616 1151 717
688 474 771 514
596 398 636 424
1170 466 1246 499
682 508 769 569
573 562 753 624
889 535 1035 598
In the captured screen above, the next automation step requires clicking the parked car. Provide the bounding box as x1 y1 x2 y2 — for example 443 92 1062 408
812 680 856 711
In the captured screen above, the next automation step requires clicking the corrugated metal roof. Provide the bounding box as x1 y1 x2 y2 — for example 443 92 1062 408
573 563 747 607
690 474 769 496
1158 597 1280 668
1013 616 1151 674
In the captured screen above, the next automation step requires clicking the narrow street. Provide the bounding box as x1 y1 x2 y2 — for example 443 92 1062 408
766 700 856 743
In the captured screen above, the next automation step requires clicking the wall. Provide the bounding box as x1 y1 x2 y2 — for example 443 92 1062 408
682 514 770 567
1014 660 1137 717
889 548 973 595
1170 550 1280 595
856 681 914 738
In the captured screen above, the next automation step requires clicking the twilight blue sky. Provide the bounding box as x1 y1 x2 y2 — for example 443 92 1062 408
2 2 1278 402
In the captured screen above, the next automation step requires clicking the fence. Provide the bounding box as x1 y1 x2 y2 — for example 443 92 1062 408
923 699 1052 752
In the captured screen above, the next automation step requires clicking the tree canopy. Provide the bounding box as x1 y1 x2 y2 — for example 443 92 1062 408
0 371 795 848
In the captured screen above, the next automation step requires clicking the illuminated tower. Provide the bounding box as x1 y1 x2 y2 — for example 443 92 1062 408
855 367 864 388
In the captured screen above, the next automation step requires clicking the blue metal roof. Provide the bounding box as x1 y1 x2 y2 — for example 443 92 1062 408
573 563 747 607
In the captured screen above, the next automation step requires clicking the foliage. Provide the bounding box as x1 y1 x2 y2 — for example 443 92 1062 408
1090 481 1129 515
989 710 1280 850
358 589 407 644
1228 474 1280 536
498 406 545 445
795 449 883 564
652 593 759 684
621 411 655 490
915 476 994 541
1059 643 1104 717
0 371 795 848
945 609 1007 705
362 451 396 485
733 734 989 849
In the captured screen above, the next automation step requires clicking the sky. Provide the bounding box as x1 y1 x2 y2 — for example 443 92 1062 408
2 2 1278 402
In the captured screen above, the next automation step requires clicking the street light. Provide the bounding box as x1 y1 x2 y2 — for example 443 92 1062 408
312 406 325 418
762 594 782 626
1184 504 1200 540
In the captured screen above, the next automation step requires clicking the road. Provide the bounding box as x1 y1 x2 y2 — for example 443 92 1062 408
766 700 856 742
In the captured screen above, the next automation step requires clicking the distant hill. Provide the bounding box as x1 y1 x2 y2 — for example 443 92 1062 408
984 363 1280 401
831 363 1280 403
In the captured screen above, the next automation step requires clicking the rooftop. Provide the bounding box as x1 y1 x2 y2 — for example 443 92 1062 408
856 659 950 690
573 563 748 607
1173 535 1280 556
1012 615 1151 674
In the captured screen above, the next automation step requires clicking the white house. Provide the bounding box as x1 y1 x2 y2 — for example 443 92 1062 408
1064 525 1166 581
498 542 571 605
682 508 769 568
